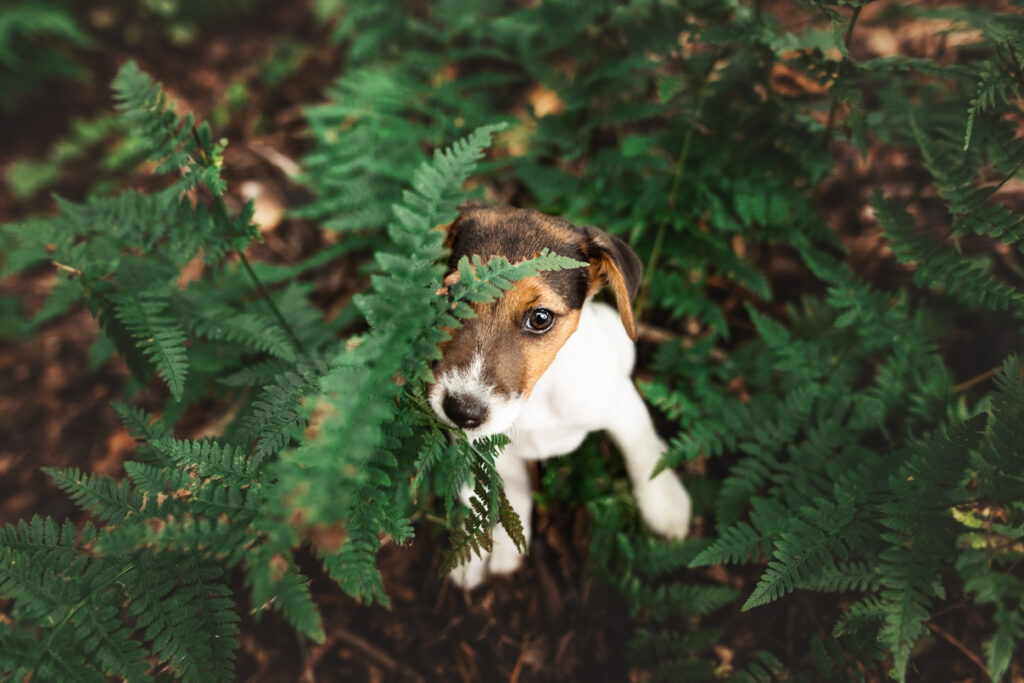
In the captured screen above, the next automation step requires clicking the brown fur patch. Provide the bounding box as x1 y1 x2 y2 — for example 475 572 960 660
432 274 582 399
435 204 641 400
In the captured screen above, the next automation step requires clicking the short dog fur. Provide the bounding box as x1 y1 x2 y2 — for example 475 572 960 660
430 202 691 588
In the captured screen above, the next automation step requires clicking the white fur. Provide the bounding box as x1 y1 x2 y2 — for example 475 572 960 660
446 300 692 589
428 351 524 437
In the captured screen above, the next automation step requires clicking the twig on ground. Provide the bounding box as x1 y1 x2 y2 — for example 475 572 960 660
926 621 988 677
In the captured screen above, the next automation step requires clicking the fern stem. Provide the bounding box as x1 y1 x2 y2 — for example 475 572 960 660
237 249 309 359
953 362 1024 393
822 5 863 148
633 221 666 321
925 621 989 676
988 153 1024 197
953 365 1001 393
667 60 715 211
51 261 83 277
640 55 718 320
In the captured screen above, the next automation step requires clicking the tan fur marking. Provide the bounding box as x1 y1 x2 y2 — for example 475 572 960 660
588 258 638 341
435 205 612 405
501 277 577 398
439 275 580 400
520 307 581 397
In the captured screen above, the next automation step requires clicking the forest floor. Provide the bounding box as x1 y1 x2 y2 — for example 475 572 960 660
1 2 1020 681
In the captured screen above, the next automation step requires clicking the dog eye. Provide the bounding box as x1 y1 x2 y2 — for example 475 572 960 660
524 308 555 333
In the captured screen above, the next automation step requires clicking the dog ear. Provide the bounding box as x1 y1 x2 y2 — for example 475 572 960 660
582 226 643 341
440 199 490 249
458 199 490 211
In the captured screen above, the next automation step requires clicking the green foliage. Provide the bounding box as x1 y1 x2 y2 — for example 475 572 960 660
0 62 586 678
113 60 228 197
0 2 90 110
584 477 736 683
4 0 1024 680
302 0 1019 678
4 114 139 200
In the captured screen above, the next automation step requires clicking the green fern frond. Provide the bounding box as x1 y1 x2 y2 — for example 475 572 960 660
0 546 151 682
690 521 765 567
986 604 1024 683
124 555 238 683
112 292 189 401
742 522 840 611
150 438 258 487
245 547 324 643
186 297 299 362
112 60 226 196
732 650 791 683
448 250 587 304
319 527 388 607
0 516 93 566
240 364 324 466
629 582 739 620
0 546 77 623
113 402 172 445
873 192 1024 315
43 467 148 524
964 57 1023 151
66 594 153 683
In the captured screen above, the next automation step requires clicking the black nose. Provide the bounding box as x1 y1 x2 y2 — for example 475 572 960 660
442 393 488 429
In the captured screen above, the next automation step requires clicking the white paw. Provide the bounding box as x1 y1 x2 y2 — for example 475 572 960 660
488 535 525 575
448 529 527 590
449 552 490 590
636 471 692 539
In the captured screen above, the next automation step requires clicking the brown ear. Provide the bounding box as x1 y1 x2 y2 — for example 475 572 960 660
582 226 643 340
440 199 491 250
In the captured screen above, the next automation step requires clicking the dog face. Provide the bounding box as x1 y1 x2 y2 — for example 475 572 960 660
428 203 642 439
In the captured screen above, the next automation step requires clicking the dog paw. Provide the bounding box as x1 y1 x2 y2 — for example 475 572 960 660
636 471 692 539
449 553 490 590
449 535 526 590
487 537 525 575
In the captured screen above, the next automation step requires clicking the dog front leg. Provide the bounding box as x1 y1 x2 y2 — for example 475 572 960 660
605 380 692 539
450 449 533 589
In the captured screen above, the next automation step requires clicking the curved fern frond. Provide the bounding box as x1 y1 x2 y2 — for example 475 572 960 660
112 61 226 197
150 438 258 487
112 292 189 401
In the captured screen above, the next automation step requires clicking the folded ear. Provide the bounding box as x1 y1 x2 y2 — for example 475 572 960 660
582 226 643 340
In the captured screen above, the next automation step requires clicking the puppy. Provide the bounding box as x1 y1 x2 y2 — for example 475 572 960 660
430 203 691 588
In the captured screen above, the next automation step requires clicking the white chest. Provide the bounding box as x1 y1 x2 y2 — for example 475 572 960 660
504 300 636 460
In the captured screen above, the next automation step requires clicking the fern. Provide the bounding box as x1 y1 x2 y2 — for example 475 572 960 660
43 467 148 524
0 3 90 110
113 292 190 401
113 60 226 197
439 454 526 575
124 555 239 682
149 438 258 487
4 2 1024 680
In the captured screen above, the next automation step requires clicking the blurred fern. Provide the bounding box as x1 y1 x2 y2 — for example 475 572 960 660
0 62 584 679
0 2 90 110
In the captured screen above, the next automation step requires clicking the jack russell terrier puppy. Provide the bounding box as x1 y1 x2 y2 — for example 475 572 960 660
429 203 691 588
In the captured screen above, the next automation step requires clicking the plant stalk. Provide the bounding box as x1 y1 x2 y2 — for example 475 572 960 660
237 249 309 359
822 5 863 148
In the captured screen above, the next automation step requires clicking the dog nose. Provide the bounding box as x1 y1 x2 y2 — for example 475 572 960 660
442 393 488 429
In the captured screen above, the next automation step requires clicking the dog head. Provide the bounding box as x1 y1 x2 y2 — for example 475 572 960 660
428 203 642 439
